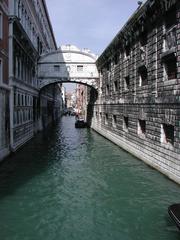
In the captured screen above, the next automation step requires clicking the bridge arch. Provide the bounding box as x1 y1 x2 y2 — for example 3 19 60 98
38 45 99 90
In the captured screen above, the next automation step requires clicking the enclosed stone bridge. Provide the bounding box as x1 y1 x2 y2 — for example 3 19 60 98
38 45 99 90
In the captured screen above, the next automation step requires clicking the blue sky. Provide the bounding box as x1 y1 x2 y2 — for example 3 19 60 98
46 0 141 56
46 0 141 91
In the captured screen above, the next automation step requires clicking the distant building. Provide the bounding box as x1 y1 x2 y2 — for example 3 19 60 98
76 84 87 118
61 85 66 105
65 91 76 109
0 0 10 159
71 91 76 108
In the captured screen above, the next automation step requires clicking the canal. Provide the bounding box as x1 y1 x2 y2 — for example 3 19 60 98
0 116 179 240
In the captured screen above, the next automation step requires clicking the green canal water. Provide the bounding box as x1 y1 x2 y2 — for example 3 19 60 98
0 116 179 240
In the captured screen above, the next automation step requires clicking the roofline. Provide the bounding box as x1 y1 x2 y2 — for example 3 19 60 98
96 0 177 67
97 0 148 63
39 49 97 62
42 0 57 50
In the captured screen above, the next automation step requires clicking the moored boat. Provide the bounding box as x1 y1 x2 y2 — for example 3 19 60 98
168 203 180 230
75 118 87 128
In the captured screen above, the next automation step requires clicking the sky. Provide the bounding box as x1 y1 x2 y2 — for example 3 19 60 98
46 0 141 91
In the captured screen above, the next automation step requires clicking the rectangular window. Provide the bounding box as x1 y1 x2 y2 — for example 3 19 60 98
140 32 147 62
77 65 83 72
105 113 108 125
164 26 176 51
14 111 17 125
123 116 129 131
54 65 60 72
164 58 177 80
25 95 27 106
140 31 147 46
99 112 102 122
0 12 2 39
14 93 17 106
21 94 23 106
139 68 148 86
114 53 119 65
125 46 130 58
18 93 20 106
112 115 117 128
125 76 130 90
163 6 177 51
0 59 2 84
161 124 174 145
165 6 176 30
138 119 146 137
113 80 118 92
106 84 110 95
106 61 111 71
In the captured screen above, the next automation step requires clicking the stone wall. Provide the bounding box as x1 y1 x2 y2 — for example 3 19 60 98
92 0 180 184
0 1 10 160
0 88 9 159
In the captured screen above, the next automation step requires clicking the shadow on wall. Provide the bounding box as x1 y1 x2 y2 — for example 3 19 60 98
38 47 69 131
86 87 98 127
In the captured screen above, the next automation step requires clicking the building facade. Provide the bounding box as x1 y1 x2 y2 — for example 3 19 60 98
76 84 87 118
40 84 64 129
92 0 180 184
8 0 58 152
0 0 10 159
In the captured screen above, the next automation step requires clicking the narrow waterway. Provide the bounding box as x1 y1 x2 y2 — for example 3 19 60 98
0 116 179 240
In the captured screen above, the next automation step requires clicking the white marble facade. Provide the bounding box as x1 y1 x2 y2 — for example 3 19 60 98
8 0 57 152
38 44 99 89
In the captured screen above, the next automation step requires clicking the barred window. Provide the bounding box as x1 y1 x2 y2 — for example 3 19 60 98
113 80 118 92
77 65 83 72
123 116 129 131
138 119 146 137
54 65 60 72
139 68 148 86
125 76 130 90
105 113 108 125
106 84 110 95
140 31 147 46
112 115 117 128
164 58 177 80
161 124 174 145
165 6 176 29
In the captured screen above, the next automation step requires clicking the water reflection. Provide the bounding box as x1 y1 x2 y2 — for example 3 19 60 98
0 116 179 240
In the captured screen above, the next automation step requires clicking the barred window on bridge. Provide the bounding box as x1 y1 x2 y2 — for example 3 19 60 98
77 65 83 72
54 65 60 72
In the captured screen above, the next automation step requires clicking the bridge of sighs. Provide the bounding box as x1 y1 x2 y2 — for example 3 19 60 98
38 45 99 90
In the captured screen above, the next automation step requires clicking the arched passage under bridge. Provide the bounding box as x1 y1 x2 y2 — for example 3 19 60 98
38 45 99 126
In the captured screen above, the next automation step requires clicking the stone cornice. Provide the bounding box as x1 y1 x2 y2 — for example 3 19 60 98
39 49 97 63
41 0 57 50
97 0 177 67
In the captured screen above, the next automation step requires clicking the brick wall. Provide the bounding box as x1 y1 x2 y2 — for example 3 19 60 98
92 0 180 184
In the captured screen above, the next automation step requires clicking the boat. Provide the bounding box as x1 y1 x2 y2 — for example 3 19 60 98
75 118 87 128
168 203 180 230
